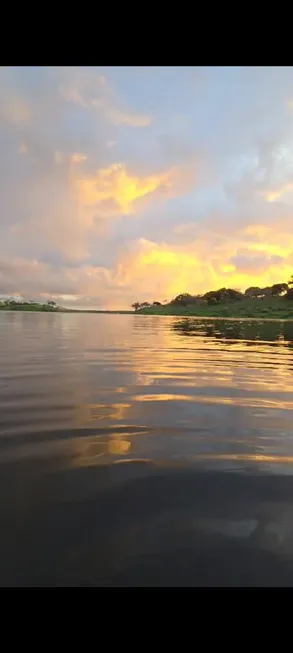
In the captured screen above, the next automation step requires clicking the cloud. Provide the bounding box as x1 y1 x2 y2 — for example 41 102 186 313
53 150 63 165
230 250 283 274
263 182 293 203
1 66 293 308
18 140 28 154
71 152 87 164
0 258 117 306
59 67 151 128
0 69 31 126
75 162 191 215
2 149 193 267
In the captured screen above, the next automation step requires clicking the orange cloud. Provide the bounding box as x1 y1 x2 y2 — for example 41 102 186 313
71 152 87 164
76 163 175 214
9 156 196 266
114 228 293 307
264 182 293 202
2 217 293 310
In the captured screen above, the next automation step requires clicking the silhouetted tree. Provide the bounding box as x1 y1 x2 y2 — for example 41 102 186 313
245 287 263 298
271 283 288 296
171 293 199 306
261 287 273 297
131 302 140 311
286 276 293 299
206 296 218 305
225 288 243 301
203 288 240 303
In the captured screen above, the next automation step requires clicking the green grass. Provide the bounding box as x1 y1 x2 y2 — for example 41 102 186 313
136 297 293 320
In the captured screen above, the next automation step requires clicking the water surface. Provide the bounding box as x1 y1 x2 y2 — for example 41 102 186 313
1 312 293 585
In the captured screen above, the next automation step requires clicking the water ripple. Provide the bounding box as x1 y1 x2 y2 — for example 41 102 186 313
1 312 293 474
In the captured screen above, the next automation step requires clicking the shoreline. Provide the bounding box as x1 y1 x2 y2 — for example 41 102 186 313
1 296 293 321
1 307 293 321
136 313 293 321
0 308 133 315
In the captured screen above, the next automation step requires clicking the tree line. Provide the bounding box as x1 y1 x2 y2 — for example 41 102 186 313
0 299 59 311
131 276 293 310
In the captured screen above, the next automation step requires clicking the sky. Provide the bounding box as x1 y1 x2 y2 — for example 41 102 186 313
1 65 293 309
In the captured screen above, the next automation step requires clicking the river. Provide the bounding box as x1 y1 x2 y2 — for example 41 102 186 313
1 312 293 585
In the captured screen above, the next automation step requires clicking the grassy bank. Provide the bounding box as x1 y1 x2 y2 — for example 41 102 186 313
0 302 133 314
2 299 293 319
136 297 293 320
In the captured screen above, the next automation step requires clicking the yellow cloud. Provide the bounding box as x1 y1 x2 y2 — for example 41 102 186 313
244 224 270 238
250 242 292 257
117 230 293 307
138 240 199 268
220 264 235 273
71 152 87 163
76 163 173 214
264 182 293 202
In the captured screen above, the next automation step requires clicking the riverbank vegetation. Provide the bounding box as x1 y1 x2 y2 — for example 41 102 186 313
132 278 293 319
0 300 133 314
0 300 60 312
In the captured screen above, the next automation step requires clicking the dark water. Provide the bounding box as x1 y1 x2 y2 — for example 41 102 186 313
1 312 293 586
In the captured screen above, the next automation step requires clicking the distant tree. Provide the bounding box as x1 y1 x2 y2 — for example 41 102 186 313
202 288 243 304
131 301 151 311
271 283 288 296
206 296 218 305
225 288 243 301
204 289 224 303
245 287 263 299
153 301 162 306
285 275 293 299
171 293 199 307
47 300 56 307
261 286 273 297
171 293 191 306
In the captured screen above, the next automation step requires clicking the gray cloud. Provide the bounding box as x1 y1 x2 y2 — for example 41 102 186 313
230 250 284 275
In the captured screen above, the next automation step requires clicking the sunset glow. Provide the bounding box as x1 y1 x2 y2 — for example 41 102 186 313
1 66 293 308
